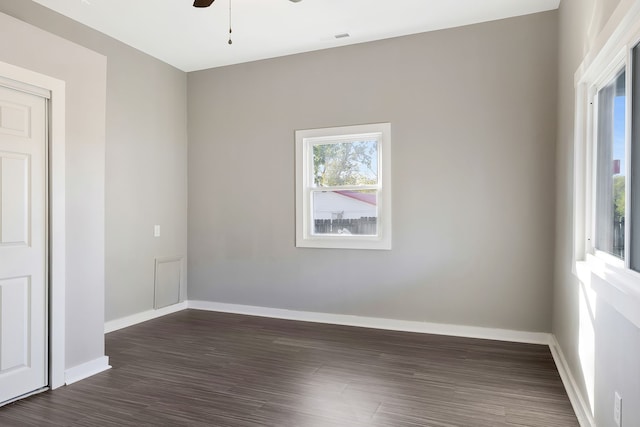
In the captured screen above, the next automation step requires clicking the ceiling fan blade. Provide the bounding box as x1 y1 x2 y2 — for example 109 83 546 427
193 0 215 7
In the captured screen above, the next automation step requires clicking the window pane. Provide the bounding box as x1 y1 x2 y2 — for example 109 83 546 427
595 69 626 259
312 140 378 187
631 44 640 271
312 190 377 235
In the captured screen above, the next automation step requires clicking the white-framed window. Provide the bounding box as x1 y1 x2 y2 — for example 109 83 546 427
593 66 626 261
295 123 391 250
574 4 640 327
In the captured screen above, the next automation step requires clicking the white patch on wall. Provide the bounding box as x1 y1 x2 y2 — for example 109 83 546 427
154 256 182 310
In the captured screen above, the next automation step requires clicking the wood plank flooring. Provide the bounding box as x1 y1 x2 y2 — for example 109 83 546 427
0 310 578 426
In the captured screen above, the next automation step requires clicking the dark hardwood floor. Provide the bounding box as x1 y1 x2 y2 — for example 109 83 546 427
0 310 578 426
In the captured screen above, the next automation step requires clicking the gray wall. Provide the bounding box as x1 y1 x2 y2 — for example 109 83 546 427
554 0 640 425
188 11 558 332
0 11 106 369
0 1 189 322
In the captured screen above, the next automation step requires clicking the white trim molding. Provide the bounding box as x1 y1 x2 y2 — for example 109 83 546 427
103 301 608 424
572 0 640 330
0 60 66 390
104 301 589 423
105 300 551 345
187 300 552 345
295 122 392 250
105 301 188 334
65 356 111 386
548 337 596 427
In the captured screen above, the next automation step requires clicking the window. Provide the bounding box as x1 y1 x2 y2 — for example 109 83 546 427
594 69 626 259
588 46 640 270
295 123 391 250
574 10 640 326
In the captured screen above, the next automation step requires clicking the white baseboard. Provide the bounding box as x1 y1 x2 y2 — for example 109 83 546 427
102 300 587 424
104 301 188 334
549 336 595 427
187 300 552 345
65 356 111 385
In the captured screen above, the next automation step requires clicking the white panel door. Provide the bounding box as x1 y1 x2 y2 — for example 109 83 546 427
0 85 47 404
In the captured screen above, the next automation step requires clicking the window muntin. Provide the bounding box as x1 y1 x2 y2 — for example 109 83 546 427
295 123 391 250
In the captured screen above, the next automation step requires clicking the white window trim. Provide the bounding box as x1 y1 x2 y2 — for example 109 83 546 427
573 0 640 328
295 123 391 250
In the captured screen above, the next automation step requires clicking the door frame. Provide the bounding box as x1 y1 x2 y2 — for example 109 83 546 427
0 61 66 389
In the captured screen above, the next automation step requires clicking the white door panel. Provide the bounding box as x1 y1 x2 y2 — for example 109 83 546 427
0 85 47 404
0 100 31 138
1 153 30 245
0 277 31 372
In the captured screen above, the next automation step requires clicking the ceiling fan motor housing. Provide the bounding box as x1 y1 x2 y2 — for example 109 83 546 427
194 0 301 6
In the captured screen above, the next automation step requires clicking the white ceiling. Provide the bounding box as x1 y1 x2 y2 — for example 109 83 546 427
32 0 560 72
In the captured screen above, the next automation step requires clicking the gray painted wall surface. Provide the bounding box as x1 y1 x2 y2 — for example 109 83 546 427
0 1 189 322
554 0 640 425
0 11 106 369
188 11 558 332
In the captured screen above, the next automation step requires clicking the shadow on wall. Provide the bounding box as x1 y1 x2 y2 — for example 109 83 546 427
585 0 622 56
575 267 640 424
578 279 597 413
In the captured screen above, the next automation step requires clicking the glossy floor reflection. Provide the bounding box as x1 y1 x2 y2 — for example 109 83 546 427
0 310 578 426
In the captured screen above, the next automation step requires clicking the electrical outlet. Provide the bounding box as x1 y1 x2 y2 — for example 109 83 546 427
614 391 622 426
154 225 161 237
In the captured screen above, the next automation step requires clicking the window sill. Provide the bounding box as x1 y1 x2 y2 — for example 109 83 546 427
575 254 640 328
296 235 391 250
